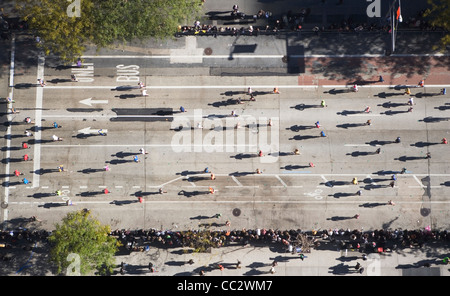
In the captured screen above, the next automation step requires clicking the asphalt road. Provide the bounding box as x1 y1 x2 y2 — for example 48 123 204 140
1 31 450 235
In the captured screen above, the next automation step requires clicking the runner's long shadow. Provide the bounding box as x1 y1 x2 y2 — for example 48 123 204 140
78 168 104 174
132 190 162 197
47 78 72 84
375 90 409 98
382 109 410 116
178 190 211 197
289 135 321 141
395 155 427 162
359 202 386 208
185 176 210 182
327 216 355 221
336 123 368 129
290 104 322 111
419 116 450 123
177 170 205 176
378 101 408 108
34 168 59 175
77 191 105 197
28 193 56 199
208 98 242 107
321 180 352 187
323 88 350 95
286 124 315 132
229 171 257 176
366 140 397 146
337 110 364 116
410 141 440 148
329 192 359 198
281 164 312 170
110 200 139 206
112 151 136 158
230 153 259 160
38 203 65 209
106 159 134 165
346 151 378 157
435 105 450 111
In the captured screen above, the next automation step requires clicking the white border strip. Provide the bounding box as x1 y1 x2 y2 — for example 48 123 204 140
3 34 16 228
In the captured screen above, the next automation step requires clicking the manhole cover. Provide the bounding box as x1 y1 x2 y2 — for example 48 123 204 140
1 202 8 209
420 207 431 216
204 48 213 55
232 208 241 217
282 55 288 63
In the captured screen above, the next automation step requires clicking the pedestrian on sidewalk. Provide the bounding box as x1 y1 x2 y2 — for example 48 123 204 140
320 131 326 137
442 138 448 144
22 142 30 149
354 214 360 219
321 100 327 107
159 188 167 194
387 200 395 206
404 88 411 95
352 177 358 185
364 106 371 113
24 117 34 124
14 170 23 177
24 130 33 137
133 155 140 163
53 122 62 128
141 88 148 96
299 254 305 261
57 165 65 172
23 178 30 184
211 173 216 180
104 165 110 171
52 135 63 141
273 87 280 94
379 75 384 82
395 137 401 143
352 84 359 92
366 119 372 126
23 154 30 161
408 97 414 105
440 88 446 95
180 106 186 113
71 74 78 82
37 79 46 87
103 188 109 194
315 121 320 128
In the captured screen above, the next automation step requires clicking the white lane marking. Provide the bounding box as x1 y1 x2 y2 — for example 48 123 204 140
275 175 288 187
231 176 243 187
32 53 45 188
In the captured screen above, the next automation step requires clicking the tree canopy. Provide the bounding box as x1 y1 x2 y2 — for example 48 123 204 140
16 0 204 62
48 210 120 276
424 0 450 50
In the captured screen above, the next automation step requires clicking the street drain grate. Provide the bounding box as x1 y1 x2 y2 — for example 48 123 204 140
232 208 241 217
204 48 213 55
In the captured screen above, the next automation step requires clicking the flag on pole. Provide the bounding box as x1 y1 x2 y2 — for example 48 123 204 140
396 3 402 22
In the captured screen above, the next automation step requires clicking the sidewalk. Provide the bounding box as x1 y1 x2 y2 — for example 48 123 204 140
116 240 450 277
